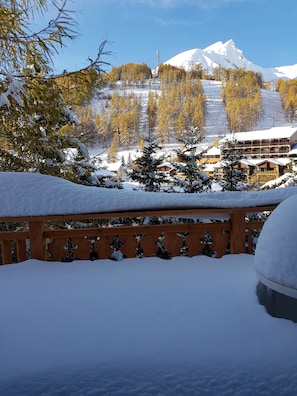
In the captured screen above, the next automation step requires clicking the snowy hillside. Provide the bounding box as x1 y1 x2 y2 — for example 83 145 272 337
89 68 293 172
201 79 288 143
162 39 297 81
91 79 289 154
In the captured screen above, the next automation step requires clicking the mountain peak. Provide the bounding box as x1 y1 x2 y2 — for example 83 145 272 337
162 40 297 81
204 39 236 54
224 39 236 48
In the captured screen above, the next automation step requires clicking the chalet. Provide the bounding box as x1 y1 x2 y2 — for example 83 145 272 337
157 162 176 176
198 146 221 177
248 158 292 185
214 158 292 186
214 126 297 185
202 146 221 163
213 159 256 182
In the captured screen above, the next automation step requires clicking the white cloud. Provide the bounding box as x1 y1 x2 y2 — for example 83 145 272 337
153 17 204 27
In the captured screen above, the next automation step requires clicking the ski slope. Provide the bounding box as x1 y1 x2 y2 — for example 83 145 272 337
89 79 290 164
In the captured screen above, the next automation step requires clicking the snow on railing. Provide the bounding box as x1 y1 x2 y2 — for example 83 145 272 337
1 172 296 264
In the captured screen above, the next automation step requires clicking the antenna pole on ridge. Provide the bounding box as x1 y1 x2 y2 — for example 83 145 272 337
156 50 160 66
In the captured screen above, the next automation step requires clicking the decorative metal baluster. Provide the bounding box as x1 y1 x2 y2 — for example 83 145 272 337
199 231 217 257
85 236 100 261
177 231 190 257
154 232 172 260
223 230 231 255
109 235 125 261
133 233 146 258
61 238 79 262
46 238 53 261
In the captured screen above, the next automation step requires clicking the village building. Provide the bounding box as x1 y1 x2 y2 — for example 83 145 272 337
214 158 292 185
200 146 221 177
220 125 297 159
212 125 297 185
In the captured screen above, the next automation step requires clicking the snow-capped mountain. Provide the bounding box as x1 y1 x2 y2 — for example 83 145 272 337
162 40 297 81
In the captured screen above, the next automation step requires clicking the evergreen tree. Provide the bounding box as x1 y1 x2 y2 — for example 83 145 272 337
129 135 167 192
127 152 132 167
0 0 110 185
0 63 93 181
218 137 253 191
172 126 211 193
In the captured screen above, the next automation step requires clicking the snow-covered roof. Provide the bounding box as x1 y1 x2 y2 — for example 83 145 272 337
221 125 297 142
92 169 116 178
203 164 215 172
254 158 292 166
157 162 175 170
238 159 257 166
1 172 297 218
205 146 221 156
213 158 292 168
106 163 121 172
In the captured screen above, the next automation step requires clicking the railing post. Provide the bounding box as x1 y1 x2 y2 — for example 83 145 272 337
29 220 46 261
1 240 12 264
230 211 246 254
17 239 27 263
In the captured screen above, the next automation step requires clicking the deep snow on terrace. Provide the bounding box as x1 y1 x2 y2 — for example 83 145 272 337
1 172 297 217
1 172 297 394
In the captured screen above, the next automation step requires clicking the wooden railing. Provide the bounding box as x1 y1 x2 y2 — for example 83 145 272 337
0 205 276 265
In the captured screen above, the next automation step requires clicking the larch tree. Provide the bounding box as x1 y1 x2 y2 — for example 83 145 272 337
277 79 297 123
222 69 262 132
147 91 158 133
107 134 119 163
0 0 110 185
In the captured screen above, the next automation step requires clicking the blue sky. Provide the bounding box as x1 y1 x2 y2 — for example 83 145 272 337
50 0 296 73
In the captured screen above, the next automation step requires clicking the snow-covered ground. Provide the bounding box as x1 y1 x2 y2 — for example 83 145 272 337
201 80 228 143
256 87 288 130
1 254 297 395
1 172 297 394
201 80 289 141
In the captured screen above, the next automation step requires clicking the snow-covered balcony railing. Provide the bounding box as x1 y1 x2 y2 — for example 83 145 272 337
1 172 297 265
0 207 276 264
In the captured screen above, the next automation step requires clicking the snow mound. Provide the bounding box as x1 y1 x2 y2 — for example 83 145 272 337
2 172 297 217
254 194 297 295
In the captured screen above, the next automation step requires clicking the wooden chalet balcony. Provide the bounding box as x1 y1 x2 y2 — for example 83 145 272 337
0 205 277 264
2 172 297 266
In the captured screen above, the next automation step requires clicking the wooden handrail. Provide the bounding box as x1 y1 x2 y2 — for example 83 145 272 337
0 205 276 265
0 205 277 222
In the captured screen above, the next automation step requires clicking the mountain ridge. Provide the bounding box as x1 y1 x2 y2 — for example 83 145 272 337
162 40 297 81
